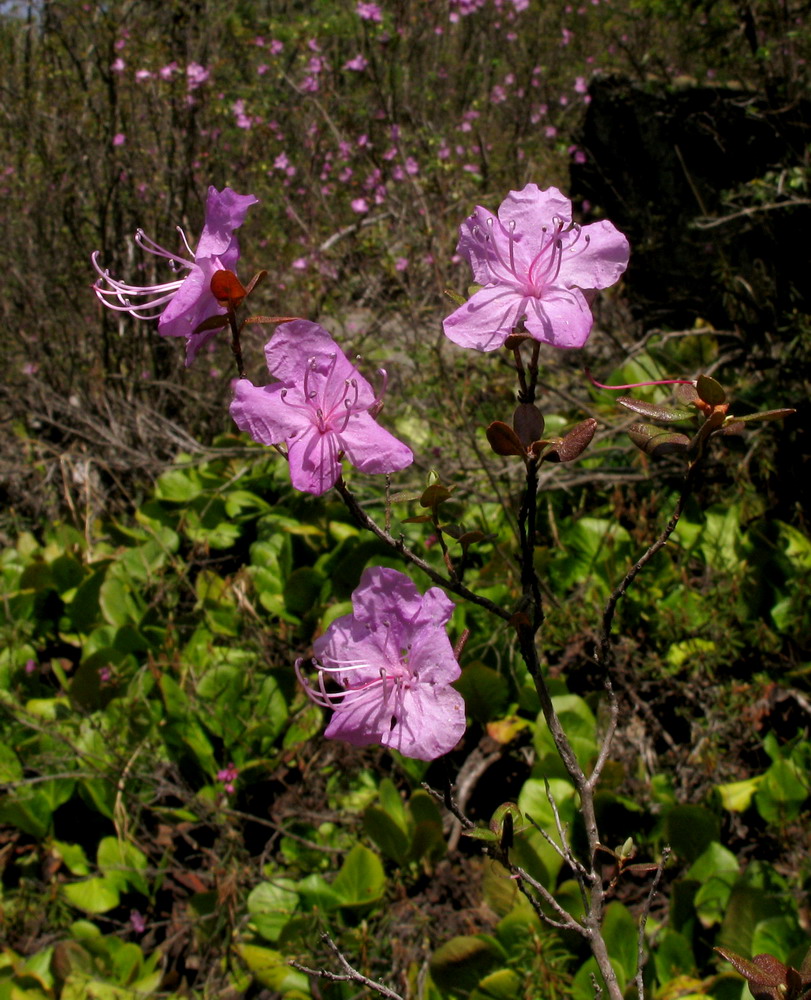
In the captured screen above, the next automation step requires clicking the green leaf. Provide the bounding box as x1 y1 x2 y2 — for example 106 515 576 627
97 837 149 896
0 790 52 837
755 758 809 823
664 806 721 862
455 662 510 722
751 916 805 963
363 806 411 864
0 743 22 783
99 574 142 628
284 566 324 616
696 374 726 405
331 844 386 907
627 423 691 456
246 880 300 943
430 935 505 995
68 567 107 632
617 397 694 422
654 929 696 983
295 873 343 912
716 776 763 812
62 877 120 914
602 901 639 982
471 968 523 999
236 944 310 993
154 467 203 503
52 841 90 876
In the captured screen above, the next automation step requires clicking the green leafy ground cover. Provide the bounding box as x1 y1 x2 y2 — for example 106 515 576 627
1 1 810 998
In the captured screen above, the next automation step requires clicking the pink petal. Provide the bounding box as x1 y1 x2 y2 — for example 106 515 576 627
558 219 630 290
380 685 466 760
523 284 593 348
265 321 375 407
157 263 222 341
287 428 342 495
443 284 527 351
339 414 414 475
324 685 396 746
196 186 259 259
498 183 573 235
229 380 305 445
456 205 505 286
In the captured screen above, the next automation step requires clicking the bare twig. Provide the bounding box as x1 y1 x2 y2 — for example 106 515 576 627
632 846 671 1000
291 932 405 1000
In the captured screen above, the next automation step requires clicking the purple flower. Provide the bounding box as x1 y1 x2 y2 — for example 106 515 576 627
92 186 258 365
296 568 465 760
217 763 239 794
230 320 413 496
186 61 210 90
356 1 383 21
443 183 629 352
343 54 369 71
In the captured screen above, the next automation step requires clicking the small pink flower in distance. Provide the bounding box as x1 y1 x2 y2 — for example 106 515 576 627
159 61 178 79
344 54 369 71
230 320 413 496
135 69 152 82
111 57 125 73
356 1 383 21
443 183 629 352
92 186 258 365
351 197 369 213
186 62 210 90
296 567 465 760
112 133 126 146
269 39 284 54
217 763 239 794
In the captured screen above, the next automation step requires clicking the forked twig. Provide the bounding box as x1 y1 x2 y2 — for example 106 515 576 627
290 932 404 1000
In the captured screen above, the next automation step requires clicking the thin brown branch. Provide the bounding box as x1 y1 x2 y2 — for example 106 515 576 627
290 932 405 1000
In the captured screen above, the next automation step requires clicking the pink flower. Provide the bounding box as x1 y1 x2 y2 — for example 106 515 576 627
135 69 153 82
356 1 383 21
343 54 369 71
186 62 210 90
269 39 284 54
351 197 369 213
111 57 125 73
159 61 178 79
217 763 239 794
443 184 629 352
112 133 126 146
230 320 413 496
296 567 465 760
92 186 258 366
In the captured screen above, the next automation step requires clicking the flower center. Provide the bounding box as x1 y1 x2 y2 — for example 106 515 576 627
280 353 363 434
470 211 590 297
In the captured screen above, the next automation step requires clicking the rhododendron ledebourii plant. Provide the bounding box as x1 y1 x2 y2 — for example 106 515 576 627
443 183 629 352
92 186 258 365
296 567 466 760
230 320 413 496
